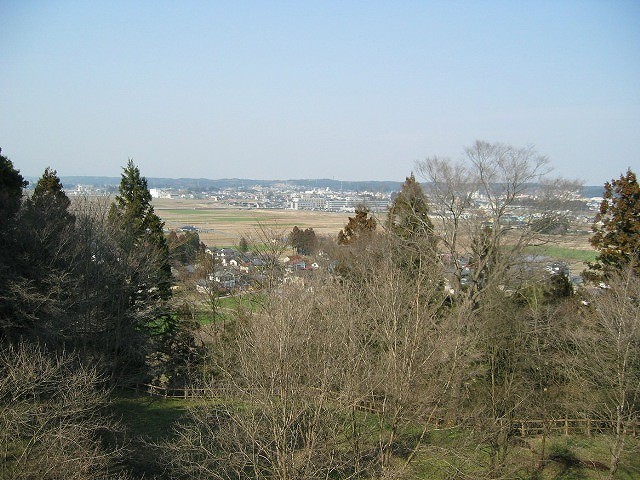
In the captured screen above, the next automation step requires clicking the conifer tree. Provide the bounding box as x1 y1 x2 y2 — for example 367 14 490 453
109 159 171 297
386 173 435 244
106 160 200 385
289 226 317 254
0 149 28 338
0 147 27 226
31 167 71 206
385 173 437 275
25 167 75 237
17 168 77 341
238 236 249 253
590 169 640 276
337 204 377 245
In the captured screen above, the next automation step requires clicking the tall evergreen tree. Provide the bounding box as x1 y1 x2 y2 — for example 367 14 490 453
386 173 435 243
289 226 317 254
0 147 28 225
105 160 197 385
17 168 77 342
589 169 640 276
30 167 71 209
238 236 249 253
24 167 75 243
0 148 28 338
385 174 437 275
109 159 171 297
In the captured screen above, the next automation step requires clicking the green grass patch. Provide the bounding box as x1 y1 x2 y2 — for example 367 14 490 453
108 392 640 480
218 294 264 311
110 393 191 442
196 294 265 325
409 433 640 480
525 245 597 263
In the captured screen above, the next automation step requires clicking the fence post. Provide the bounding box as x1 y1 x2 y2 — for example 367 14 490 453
564 419 569 436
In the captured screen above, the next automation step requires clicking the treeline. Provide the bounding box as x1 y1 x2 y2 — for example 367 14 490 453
1 143 639 480
1 151 201 479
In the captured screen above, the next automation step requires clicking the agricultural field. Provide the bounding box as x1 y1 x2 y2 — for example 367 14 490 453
153 198 351 247
154 198 598 274
523 231 598 274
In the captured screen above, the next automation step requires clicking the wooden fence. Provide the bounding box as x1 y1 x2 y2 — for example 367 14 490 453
513 418 639 437
133 383 639 437
135 383 210 399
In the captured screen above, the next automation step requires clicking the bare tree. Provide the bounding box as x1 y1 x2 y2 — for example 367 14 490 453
347 235 471 476
165 232 472 479
165 276 368 480
0 342 128 480
413 142 582 478
245 222 291 290
568 265 640 478
417 140 580 302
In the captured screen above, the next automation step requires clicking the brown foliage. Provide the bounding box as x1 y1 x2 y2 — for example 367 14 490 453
590 169 640 276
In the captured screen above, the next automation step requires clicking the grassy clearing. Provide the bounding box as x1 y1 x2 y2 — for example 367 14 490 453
218 294 263 310
525 245 598 263
410 433 640 479
110 393 640 480
196 293 264 325
110 392 192 441
109 393 207 477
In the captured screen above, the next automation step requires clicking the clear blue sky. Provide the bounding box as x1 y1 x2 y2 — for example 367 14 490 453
1 1 638 185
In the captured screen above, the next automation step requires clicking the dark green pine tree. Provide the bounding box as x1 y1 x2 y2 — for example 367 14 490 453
31 167 71 209
0 147 28 226
109 159 171 298
385 173 437 276
289 226 317 254
589 168 640 276
386 173 435 244
109 161 203 387
25 167 75 237
0 148 28 338
19 168 77 342
238 236 249 253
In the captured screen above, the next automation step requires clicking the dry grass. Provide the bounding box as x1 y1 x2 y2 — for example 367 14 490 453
153 199 597 273
153 198 351 247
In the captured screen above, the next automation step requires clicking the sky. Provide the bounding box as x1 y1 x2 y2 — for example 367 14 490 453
1 1 638 185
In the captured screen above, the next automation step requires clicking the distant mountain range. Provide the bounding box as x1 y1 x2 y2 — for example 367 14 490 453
580 185 605 198
23 175 605 197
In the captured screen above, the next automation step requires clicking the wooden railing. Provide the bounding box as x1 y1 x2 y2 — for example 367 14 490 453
136 383 210 399
513 418 639 437
133 383 639 437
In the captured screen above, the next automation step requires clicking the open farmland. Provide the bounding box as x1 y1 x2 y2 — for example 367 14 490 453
153 198 351 247
153 198 598 273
